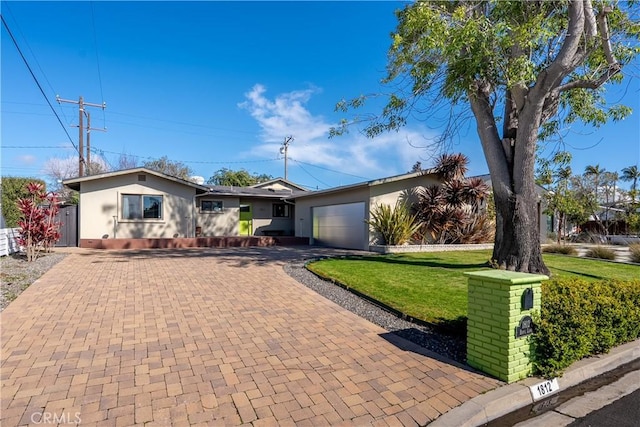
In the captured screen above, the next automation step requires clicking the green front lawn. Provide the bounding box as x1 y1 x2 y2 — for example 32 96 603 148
306 250 640 328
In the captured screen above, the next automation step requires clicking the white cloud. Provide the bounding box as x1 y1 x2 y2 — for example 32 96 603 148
239 84 437 179
17 155 37 165
190 175 205 185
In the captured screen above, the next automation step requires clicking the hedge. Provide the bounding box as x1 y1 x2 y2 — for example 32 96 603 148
531 278 640 378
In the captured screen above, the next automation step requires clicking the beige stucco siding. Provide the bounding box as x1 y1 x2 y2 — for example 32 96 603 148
294 187 370 239
249 199 295 235
196 197 240 236
293 175 440 248
369 175 440 208
368 175 441 244
195 197 296 236
79 173 196 239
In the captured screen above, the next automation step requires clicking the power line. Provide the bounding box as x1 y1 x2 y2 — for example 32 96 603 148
57 95 106 176
2 145 74 149
290 158 330 188
0 3 70 125
3 143 285 169
89 146 282 166
1 13 79 154
289 158 371 180
3 102 258 136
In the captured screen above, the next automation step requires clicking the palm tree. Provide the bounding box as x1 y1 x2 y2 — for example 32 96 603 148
584 164 605 203
621 165 640 204
602 171 619 233
584 164 606 233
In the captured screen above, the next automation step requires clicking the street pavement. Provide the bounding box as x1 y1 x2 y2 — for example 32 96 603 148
514 368 639 427
569 389 640 427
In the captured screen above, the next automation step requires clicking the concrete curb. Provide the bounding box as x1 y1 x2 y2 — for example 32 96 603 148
429 339 640 427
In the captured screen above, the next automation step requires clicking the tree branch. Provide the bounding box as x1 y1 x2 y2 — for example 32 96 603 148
533 1 586 97
557 63 622 92
468 85 512 197
584 0 598 39
596 5 617 66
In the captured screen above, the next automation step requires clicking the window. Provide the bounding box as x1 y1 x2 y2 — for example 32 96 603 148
272 203 290 218
201 200 223 213
122 195 163 220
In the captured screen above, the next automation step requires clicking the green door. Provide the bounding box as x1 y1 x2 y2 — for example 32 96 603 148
239 204 252 235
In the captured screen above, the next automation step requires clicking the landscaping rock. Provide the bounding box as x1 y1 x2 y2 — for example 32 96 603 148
284 261 467 364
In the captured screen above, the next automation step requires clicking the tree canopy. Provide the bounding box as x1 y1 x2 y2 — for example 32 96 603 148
334 0 639 274
143 156 194 181
1 177 47 228
207 168 273 187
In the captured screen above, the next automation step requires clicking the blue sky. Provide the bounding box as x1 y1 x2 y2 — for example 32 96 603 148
2 1 639 191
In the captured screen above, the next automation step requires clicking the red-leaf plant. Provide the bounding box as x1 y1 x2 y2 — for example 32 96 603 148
16 182 62 261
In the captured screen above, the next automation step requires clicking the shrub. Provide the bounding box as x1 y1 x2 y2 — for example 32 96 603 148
629 244 640 264
571 232 606 244
531 278 640 378
16 182 62 261
1 177 47 228
585 246 615 260
542 244 578 255
367 202 420 245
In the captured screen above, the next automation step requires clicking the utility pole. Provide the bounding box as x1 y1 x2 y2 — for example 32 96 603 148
57 95 106 176
279 136 293 180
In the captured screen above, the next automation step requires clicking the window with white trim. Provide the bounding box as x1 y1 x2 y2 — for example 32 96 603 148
122 195 163 220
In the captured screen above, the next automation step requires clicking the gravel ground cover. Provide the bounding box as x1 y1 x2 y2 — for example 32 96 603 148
0 252 67 312
284 260 466 364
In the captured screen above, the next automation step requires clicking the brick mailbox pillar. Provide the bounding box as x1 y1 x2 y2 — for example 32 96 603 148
464 270 548 383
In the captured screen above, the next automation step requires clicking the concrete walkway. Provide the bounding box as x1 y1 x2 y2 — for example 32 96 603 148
1 247 500 426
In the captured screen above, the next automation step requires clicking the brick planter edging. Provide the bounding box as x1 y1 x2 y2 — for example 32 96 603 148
80 236 310 249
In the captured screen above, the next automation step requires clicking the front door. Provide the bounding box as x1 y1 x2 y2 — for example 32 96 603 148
239 204 252 236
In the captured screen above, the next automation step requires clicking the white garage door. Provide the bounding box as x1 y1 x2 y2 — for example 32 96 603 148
312 202 366 250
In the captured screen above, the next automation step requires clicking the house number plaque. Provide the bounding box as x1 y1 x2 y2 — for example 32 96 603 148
515 315 534 338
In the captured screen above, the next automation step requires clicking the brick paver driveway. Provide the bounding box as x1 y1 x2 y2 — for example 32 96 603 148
1 247 500 426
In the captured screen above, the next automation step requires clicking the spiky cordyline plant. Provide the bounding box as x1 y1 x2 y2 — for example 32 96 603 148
415 153 491 244
367 201 420 245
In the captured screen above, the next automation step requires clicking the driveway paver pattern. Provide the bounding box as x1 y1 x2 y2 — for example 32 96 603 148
1 247 501 426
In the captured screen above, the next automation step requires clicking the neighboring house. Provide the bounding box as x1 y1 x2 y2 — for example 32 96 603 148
62 168 306 246
63 167 548 250
250 178 307 192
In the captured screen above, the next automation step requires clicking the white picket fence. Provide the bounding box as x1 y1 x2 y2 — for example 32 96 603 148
0 228 20 257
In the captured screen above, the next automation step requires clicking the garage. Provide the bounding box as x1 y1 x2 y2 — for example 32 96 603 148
312 202 367 250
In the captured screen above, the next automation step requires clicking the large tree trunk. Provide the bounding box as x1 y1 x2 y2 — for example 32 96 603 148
492 183 549 274
469 85 551 275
